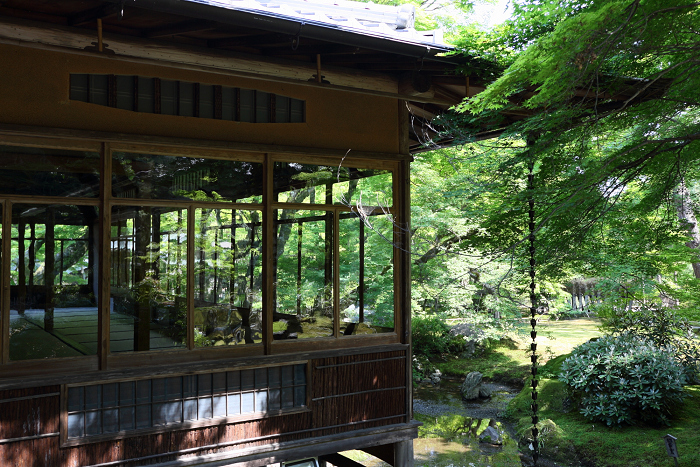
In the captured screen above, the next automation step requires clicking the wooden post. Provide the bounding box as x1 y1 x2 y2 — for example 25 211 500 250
393 440 413 467
44 207 55 332
17 217 25 314
1 201 11 364
98 142 111 369
97 18 103 53
359 219 365 323
316 54 322 84
187 206 195 349
263 154 273 353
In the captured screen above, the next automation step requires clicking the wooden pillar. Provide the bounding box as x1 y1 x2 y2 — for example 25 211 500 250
393 440 413 467
44 208 55 332
359 219 365 323
398 99 412 424
296 221 302 315
324 183 333 316
28 222 35 308
1 201 11 363
17 217 25 314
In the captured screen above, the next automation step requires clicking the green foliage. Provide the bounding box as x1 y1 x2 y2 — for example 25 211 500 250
598 304 700 383
412 313 462 357
559 334 687 426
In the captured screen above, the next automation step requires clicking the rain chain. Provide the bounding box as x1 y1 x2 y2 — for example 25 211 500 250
528 161 540 466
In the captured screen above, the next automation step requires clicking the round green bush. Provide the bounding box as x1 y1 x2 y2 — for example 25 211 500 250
559 333 687 426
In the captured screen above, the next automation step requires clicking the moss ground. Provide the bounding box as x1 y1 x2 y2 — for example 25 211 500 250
428 318 700 466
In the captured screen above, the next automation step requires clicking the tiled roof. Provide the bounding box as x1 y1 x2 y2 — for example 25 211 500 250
190 0 449 48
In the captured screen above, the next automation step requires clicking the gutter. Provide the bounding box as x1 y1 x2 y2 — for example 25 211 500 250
110 0 457 61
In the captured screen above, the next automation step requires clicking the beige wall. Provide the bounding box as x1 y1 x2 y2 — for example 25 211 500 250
0 44 400 153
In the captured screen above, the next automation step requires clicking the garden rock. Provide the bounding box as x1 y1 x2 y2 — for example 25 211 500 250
461 371 483 400
429 369 442 385
478 426 502 445
479 384 492 398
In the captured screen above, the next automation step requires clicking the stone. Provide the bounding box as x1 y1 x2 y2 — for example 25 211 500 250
460 371 483 400
479 384 492 398
429 369 442 385
478 426 503 445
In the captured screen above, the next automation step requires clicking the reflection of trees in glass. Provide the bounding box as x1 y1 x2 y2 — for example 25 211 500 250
194 209 262 347
339 214 395 334
274 209 333 339
113 153 263 202
110 206 187 352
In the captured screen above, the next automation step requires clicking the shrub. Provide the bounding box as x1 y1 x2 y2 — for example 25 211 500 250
559 333 687 426
412 313 461 357
598 305 700 383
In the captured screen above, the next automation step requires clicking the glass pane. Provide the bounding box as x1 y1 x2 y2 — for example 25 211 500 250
183 399 197 420
116 75 135 111
10 204 98 361
227 393 241 415
281 387 294 409
103 409 119 433
227 371 240 391
112 152 263 203
161 79 177 115
255 91 270 123
136 404 151 428
194 209 262 347
138 77 156 113
241 369 254 390
241 392 254 413
274 210 333 339
222 87 234 120
276 96 290 123
213 395 227 417
109 206 187 353
198 397 212 419
183 375 197 398
67 387 84 412
290 99 304 123
255 390 268 412
153 401 182 425
178 81 194 117
120 407 135 431
239 89 254 122
0 145 99 197
339 214 395 334
268 388 280 411
67 413 84 438
294 386 305 407
102 383 118 407
85 411 102 435
199 84 214 119
274 162 391 207
120 382 135 405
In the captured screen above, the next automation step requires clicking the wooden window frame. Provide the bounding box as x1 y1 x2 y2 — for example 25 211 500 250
0 135 404 377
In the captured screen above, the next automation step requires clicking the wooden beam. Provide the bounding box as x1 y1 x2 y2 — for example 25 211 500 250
0 16 398 94
68 3 121 27
144 19 218 38
0 122 413 161
209 33 292 49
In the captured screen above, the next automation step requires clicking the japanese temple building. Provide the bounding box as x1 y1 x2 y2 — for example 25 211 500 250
0 1 478 465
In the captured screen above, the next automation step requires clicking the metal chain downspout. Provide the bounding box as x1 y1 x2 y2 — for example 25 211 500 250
528 158 540 466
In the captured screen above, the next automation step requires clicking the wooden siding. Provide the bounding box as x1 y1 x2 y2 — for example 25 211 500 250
0 350 408 466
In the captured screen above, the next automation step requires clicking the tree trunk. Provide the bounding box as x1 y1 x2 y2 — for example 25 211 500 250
674 179 700 278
